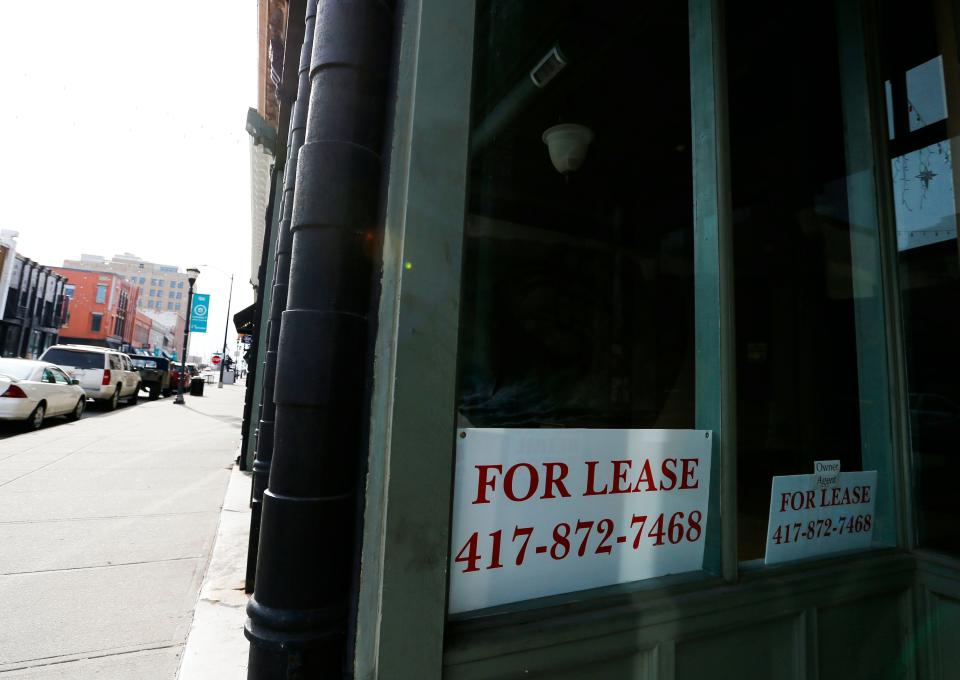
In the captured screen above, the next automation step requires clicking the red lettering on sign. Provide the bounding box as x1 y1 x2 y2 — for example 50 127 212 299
679 459 700 489
632 459 658 492
541 462 571 499
584 461 609 496
660 458 678 491
611 460 633 494
473 464 502 504
504 463 538 502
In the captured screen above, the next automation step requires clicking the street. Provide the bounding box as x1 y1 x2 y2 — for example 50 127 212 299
0 384 244 678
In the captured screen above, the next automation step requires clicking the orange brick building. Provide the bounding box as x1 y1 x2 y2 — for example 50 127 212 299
132 311 153 349
52 268 140 349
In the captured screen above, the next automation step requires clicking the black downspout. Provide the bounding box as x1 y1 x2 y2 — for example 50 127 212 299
246 0 317 595
245 0 395 676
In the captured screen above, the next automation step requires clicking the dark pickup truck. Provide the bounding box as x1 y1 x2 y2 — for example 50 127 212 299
130 356 173 399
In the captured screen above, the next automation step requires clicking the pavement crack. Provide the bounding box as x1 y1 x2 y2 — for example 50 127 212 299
0 642 183 673
0 510 215 525
1 555 201 577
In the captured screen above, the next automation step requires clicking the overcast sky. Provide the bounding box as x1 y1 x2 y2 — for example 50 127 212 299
0 1 259 358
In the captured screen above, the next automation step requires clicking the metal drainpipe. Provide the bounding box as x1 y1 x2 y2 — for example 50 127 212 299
246 0 317 594
245 0 395 676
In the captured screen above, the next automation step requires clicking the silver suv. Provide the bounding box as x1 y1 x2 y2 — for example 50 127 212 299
40 345 140 410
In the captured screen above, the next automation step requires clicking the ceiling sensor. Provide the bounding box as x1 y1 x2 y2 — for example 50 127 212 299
530 46 567 88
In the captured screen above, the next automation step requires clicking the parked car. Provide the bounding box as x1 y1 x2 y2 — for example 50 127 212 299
169 362 200 393
0 358 87 430
40 345 140 410
130 355 174 399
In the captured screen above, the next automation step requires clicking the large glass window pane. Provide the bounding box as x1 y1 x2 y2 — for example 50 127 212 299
880 0 960 555
728 0 894 561
459 2 695 431
453 2 710 603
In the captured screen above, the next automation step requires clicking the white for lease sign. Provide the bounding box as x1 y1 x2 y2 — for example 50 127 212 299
448 428 713 614
764 468 877 565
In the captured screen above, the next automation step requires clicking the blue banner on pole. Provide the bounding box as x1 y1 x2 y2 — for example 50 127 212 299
190 294 210 333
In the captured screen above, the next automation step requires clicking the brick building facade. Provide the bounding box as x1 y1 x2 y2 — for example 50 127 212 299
52 268 140 349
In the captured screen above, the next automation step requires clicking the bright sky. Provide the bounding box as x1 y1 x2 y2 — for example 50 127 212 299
0 1 259 359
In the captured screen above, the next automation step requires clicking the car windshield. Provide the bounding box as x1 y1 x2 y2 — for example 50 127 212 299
42 349 104 370
131 358 158 369
0 360 36 380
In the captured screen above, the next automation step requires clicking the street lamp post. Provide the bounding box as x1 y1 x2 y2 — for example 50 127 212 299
174 267 200 405
218 272 234 388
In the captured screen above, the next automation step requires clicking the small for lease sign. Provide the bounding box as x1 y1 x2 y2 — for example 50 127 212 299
448 428 713 614
764 464 877 565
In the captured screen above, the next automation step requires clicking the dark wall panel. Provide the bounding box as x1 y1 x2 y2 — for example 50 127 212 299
818 592 909 680
676 615 802 680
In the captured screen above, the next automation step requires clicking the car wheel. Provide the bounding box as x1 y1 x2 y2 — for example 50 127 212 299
67 398 85 422
127 384 140 406
149 385 160 400
25 403 45 431
104 387 120 411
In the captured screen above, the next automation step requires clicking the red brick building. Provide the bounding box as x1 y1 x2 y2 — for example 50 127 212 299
52 268 140 349
132 311 152 349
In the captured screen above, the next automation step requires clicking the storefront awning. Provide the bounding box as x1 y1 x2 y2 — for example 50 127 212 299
234 303 256 334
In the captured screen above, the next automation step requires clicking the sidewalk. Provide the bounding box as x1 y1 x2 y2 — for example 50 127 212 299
177 464 251 679
0 384 245 679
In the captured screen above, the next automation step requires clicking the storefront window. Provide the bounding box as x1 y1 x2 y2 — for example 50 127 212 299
451 1 714 608
728 0 895 561
459 1 694 431
880 0 960 555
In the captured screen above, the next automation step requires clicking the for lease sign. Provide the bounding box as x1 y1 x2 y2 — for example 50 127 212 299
448 428 713 614
764 468 877 565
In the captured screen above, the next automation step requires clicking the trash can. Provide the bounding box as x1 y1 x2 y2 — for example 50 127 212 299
189 376 205 397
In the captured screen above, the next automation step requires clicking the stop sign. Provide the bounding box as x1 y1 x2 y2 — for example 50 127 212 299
212 355 221 366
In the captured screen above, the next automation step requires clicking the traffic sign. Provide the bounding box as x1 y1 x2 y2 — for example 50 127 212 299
212 355 221 366
190 294 210 333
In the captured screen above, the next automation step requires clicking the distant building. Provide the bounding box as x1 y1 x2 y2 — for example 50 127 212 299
131 311 152 349
63 253 190 316
51 268 139 350
62 253 188 350
0 253 69 359
142 309 180 357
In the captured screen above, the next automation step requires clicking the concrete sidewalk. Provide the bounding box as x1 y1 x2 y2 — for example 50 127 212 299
177 464 251 679
0 384 245 679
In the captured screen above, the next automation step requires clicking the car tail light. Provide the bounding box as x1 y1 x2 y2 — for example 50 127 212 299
1 384 27 398
102 369 111 386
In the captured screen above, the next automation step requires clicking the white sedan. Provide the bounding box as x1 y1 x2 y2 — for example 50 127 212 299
0 359 87 430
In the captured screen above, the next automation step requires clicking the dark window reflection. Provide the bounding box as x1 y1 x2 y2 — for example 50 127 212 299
458 2 694 430
727 0 865 561
881 0 960 555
